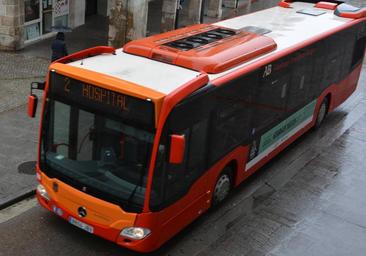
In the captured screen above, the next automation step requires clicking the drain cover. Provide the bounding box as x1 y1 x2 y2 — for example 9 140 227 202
18 161 36 175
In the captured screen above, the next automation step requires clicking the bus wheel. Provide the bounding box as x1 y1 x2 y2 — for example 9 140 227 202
212 168 232 206
315 97 329 128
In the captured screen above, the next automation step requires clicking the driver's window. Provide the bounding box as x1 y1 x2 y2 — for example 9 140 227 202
53 101 70 157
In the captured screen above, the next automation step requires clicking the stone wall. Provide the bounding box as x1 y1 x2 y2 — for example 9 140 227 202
69 0 86 28
0 0 24 51
108 0 148 48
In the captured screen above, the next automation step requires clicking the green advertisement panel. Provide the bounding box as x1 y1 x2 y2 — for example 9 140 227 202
258 100 316 154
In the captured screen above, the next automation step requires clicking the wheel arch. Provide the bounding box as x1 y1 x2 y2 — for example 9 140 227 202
324 93 331 112
224 159 239 186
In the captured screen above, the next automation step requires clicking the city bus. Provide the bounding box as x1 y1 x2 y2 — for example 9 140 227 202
28 1 366 252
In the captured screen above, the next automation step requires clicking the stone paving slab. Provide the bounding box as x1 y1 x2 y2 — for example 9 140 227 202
0 105 39 209
0 51 48 113
0 15 109 210
0 49 47 209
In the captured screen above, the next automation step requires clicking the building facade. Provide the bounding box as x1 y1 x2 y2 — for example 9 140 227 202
0 0 279 51
0 0 113 51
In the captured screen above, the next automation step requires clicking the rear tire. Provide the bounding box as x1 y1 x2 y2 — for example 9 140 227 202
212 168 232 206
314 97 329 129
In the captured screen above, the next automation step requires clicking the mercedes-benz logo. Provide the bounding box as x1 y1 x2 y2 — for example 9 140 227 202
78 207 87 218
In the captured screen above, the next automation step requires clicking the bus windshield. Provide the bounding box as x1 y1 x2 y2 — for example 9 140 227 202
40 73 156 212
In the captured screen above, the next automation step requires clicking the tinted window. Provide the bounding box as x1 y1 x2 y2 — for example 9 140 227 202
322 34 344 87
286 48 315 111
210 72 258 162
340 27 357 78
352 36 366 68
252 60 290 133
150 88 214 210
188 120 209 170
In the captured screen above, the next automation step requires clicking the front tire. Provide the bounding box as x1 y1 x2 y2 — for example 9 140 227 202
212 168 232 206
314 97 329 129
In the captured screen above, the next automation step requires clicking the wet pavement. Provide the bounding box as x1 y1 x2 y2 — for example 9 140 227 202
0 105 39 209
1 1 366 255
0 51 46 208
0 15 108 209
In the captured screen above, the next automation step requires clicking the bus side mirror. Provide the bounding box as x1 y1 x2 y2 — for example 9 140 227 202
27 81 45 118
169 134 185 165
28 94 38 118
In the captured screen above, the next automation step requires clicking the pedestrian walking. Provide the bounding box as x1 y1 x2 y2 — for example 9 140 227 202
51 32 68 62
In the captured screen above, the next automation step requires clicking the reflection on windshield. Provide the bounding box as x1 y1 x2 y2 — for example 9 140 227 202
42 100 154 211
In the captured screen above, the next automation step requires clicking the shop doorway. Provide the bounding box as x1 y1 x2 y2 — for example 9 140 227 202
42 1 53 34
24 0 70 42
147 0 163 35
86 0 98 17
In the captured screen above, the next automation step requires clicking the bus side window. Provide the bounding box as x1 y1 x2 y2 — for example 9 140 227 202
252 60 290 133
351 35 366 68
160 119 209 207
322 32 347 88
150 90 213 210
210 72 257 163
287 49 313 111
310 42 325 97
187 119 209 173
340 27 357 77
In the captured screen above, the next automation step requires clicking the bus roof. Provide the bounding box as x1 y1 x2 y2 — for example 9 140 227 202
66 1 361 96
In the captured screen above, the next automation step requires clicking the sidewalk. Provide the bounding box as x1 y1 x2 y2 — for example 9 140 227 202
0 49 48 209
0 15 108 209
0 105 39 209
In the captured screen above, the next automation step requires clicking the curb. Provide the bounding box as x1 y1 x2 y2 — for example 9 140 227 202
0 190 36 211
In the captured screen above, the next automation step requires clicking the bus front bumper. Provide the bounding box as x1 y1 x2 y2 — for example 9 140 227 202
35 173 159 253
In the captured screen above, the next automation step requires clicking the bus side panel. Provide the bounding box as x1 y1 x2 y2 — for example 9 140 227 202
122 145 249 252
152 145 248 250
244 119 314 175
126 171 211 252
244 61 363 175
330 63 363 111
206 146 249 190
151 145 248 250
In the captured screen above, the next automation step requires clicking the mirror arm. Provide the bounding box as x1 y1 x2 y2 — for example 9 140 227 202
30 81 46 95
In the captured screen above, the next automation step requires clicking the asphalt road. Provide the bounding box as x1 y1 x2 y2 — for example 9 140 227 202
0 60 365 256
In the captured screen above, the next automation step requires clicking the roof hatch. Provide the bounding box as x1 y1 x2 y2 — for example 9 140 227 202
123 24 277 74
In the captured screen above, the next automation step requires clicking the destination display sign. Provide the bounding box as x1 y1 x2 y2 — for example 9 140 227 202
49 72 154 127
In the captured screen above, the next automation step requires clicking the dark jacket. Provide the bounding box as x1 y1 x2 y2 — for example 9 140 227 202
51 33 68 62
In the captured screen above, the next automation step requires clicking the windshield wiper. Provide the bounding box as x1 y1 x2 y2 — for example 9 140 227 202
126 163 145 205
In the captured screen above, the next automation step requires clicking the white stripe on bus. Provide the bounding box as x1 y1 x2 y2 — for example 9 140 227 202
245 115 314 171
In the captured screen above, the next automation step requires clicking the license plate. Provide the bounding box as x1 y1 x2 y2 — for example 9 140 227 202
69 217 94 234
52 205 64 217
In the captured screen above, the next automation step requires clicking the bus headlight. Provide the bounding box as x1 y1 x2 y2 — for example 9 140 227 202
120 227 151 240
37 184 50 201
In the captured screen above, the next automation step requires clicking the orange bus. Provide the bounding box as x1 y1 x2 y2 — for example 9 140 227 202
28 1 366 252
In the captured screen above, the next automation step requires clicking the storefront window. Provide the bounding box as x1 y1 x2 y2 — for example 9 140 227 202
54 0 69 27
24 0 70 42
25 0 40 22
25 23 41 40
54 15 69 27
